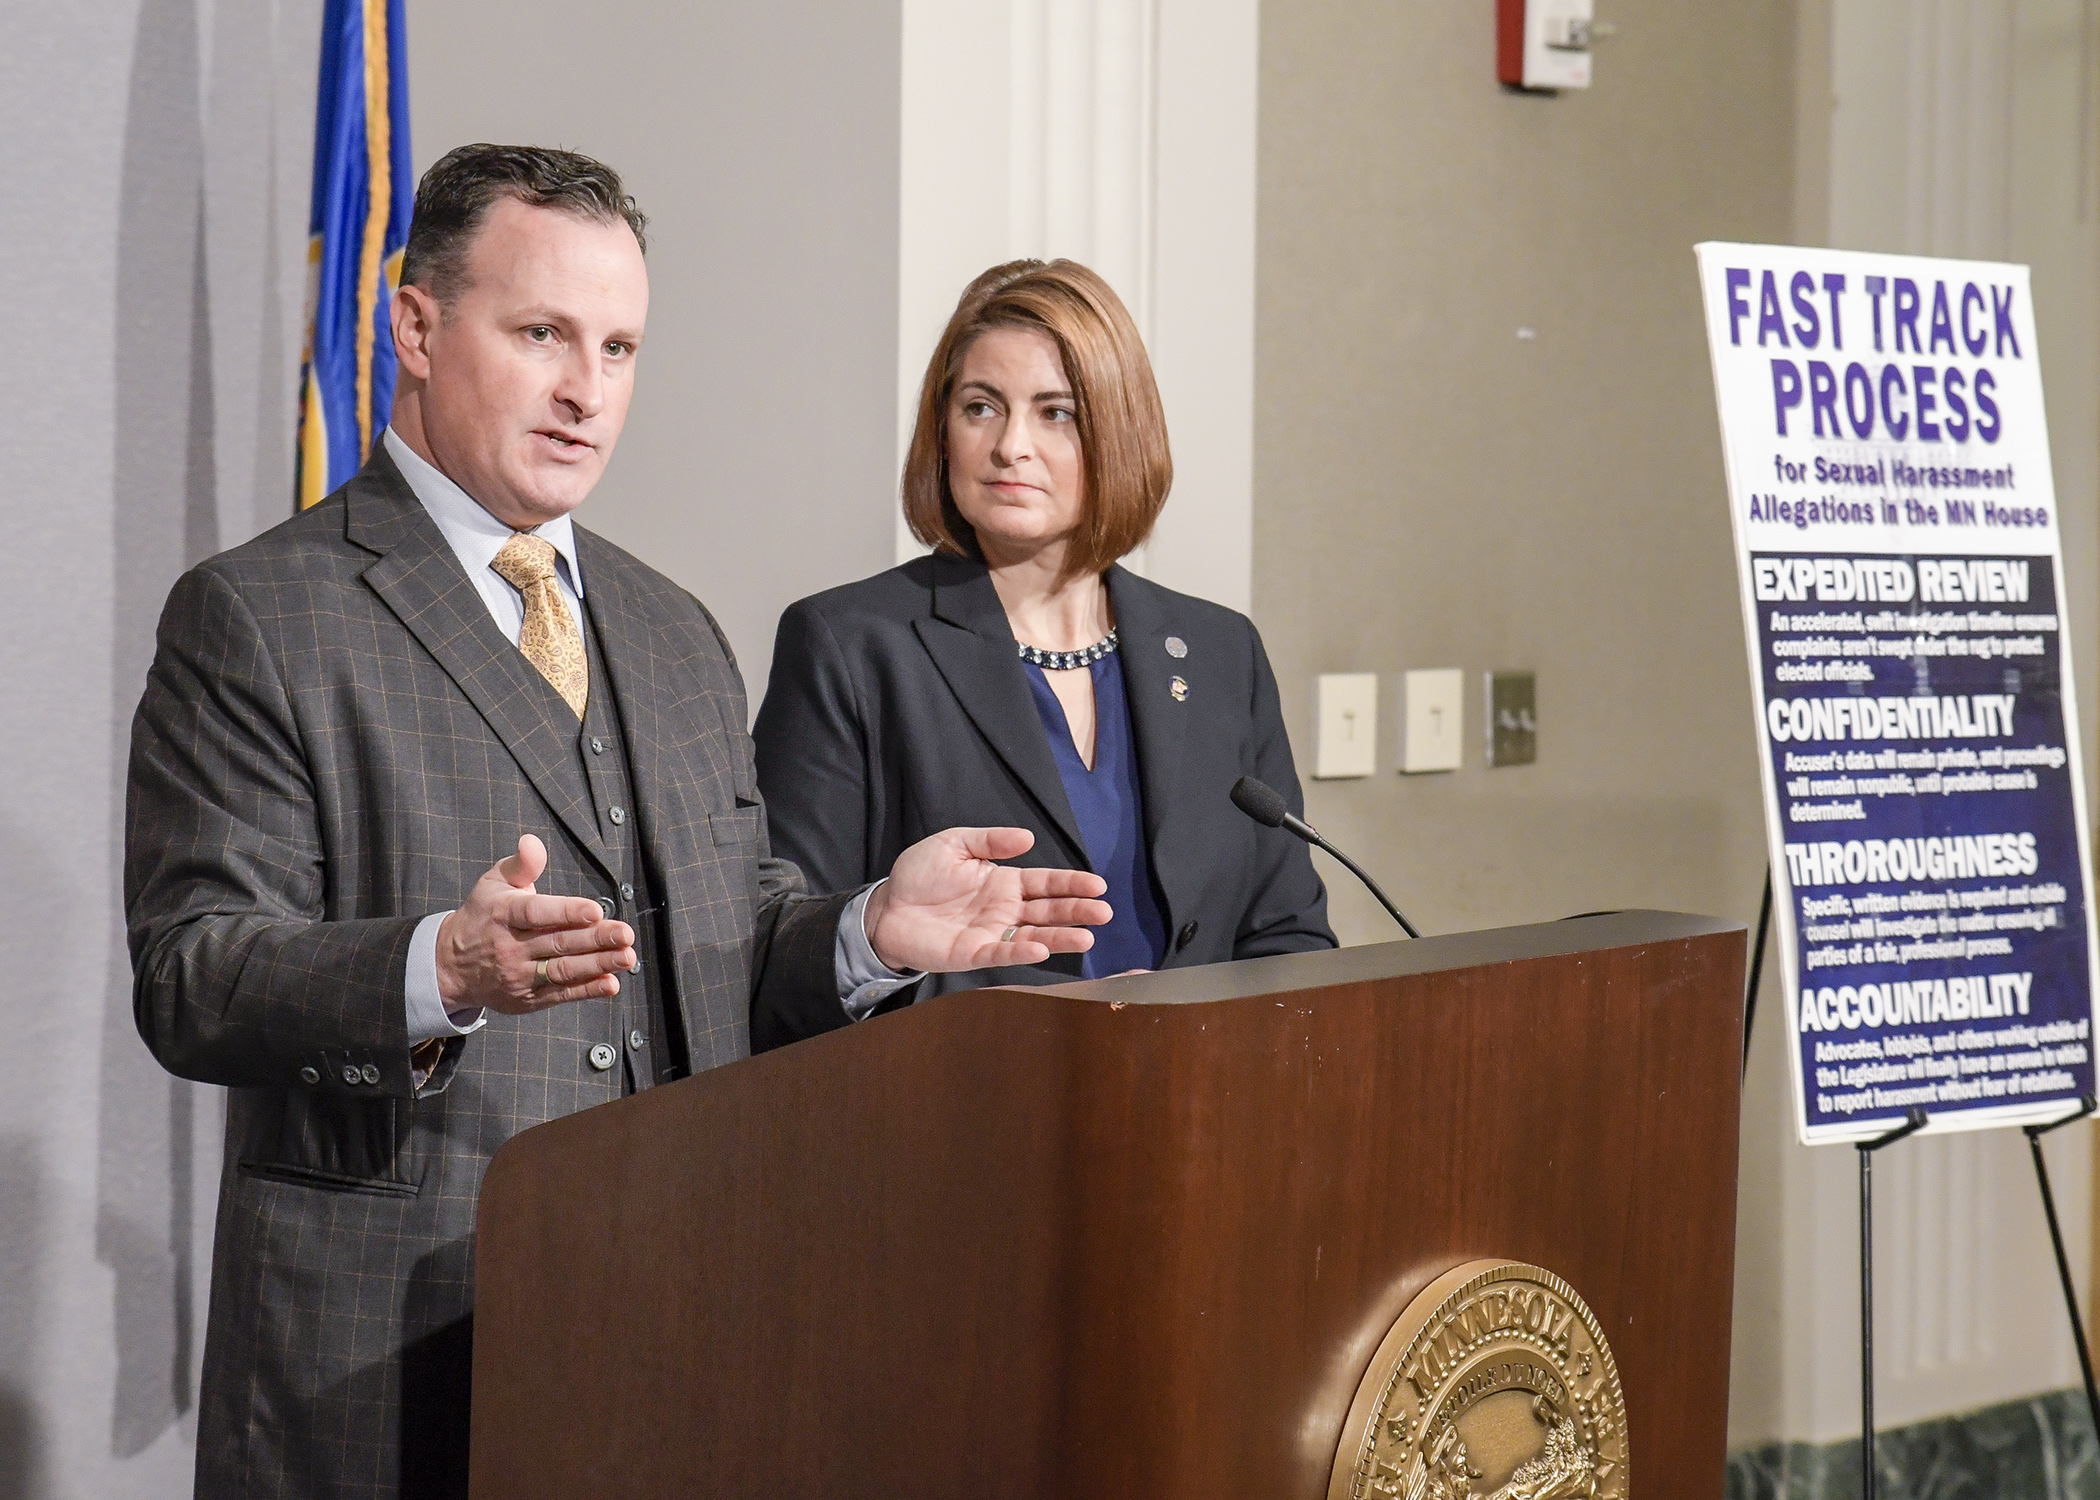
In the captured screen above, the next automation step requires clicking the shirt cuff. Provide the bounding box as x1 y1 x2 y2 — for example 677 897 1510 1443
406 911 489 1045
836 881 920 1021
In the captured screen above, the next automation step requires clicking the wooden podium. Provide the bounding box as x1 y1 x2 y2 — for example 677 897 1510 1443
469 910 1745 1498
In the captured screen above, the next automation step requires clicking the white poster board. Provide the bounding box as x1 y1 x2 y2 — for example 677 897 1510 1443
1696 242 2098 1144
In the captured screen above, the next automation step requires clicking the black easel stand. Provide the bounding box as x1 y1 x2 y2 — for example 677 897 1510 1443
1859 1108 1928 1500
1743 864 1773 1076
2026 1094 2100 1445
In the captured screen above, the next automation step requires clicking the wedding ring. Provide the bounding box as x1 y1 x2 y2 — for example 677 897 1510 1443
1000 926 1019 943
534 957 553 988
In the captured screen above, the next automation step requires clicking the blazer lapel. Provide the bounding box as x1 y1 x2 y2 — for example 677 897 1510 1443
1106 567 1189 843
345 451 612 874
1105 567 1191 921
913 556 1089 865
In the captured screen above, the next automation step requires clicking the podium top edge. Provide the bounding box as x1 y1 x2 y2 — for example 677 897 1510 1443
1026 910 1745 1008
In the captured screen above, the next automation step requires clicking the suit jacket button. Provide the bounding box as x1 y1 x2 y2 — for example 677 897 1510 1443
1176 921 1199 951
619 882 635 901
299 1066 321 1085
590 737 607 754
360 1063 382 1085
608 806 627 826
588 1042 618 1072
628 1029 647 1050
340 1065 362 1086
598 896 616 918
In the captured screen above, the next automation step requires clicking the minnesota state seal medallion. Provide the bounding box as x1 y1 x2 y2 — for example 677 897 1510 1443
1328 1260 1628 1500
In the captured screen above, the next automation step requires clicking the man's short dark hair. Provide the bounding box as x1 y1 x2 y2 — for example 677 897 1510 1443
401 144 648 305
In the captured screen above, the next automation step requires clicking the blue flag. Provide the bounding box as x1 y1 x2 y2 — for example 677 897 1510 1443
297 0 413 510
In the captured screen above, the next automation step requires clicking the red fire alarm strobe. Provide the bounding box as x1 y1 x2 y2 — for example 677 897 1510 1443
1497 0 1596 92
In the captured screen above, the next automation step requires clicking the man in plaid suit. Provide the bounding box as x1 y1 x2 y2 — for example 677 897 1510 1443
125 144 1108 1499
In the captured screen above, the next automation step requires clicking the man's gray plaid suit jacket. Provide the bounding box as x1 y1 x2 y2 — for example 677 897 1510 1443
125 449 855 1498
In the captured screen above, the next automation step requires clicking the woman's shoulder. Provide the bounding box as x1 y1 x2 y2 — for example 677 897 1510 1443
1108 567 1264 655
782 556 948 636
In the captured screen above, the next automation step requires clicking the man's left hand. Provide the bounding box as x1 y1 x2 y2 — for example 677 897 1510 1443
865 827 1111 973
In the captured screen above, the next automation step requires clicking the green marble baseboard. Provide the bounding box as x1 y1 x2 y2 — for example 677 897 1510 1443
1727 1389 2098 1500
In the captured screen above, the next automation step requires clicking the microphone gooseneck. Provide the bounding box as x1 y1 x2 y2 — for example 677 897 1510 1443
1229 776 1422 939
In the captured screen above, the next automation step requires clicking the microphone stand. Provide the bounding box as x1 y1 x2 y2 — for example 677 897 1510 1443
1230 777 1421 938
1300 827 1421 939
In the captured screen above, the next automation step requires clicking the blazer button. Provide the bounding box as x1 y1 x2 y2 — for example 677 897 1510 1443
608 806 627 826
1176 921 1200 951
360 1063 382 1085
590 736 607 754
628 1029 647 1050
598 896 616 918
620 882 635 902
588 1042 618 1072
299 1066 320 1085
340 1064 362 1086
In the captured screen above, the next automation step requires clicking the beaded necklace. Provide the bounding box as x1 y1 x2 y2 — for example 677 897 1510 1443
1015 627 1119 672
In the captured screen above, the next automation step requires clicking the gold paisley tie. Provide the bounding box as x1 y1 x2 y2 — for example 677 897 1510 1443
491 532 588 719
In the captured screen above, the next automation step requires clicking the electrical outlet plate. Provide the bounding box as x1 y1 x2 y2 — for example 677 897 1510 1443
1487 671 1538 766
1401 669 1464 773
1315 673 1379 779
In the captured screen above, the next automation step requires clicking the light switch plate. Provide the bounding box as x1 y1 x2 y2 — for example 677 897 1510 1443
1401 669 1464 773
1487 670 1538 766
1314 673 1379 779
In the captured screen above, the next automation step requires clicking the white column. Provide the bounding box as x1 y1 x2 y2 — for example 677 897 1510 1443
897 0 1256 612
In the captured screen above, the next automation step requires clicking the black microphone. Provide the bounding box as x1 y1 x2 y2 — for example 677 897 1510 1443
1230 776 1422 938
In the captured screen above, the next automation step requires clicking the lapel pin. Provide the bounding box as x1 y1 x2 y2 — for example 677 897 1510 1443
1170 675 1189 702
1165 636 1187 658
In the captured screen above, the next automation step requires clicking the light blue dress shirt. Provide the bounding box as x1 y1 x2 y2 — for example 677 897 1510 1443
382 428 911 1045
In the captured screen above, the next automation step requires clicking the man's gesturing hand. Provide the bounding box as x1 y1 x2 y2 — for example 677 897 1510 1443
864 827 1111 973
435 835 637 1015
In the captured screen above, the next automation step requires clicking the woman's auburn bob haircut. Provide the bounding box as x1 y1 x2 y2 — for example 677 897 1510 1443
902 259 1174 581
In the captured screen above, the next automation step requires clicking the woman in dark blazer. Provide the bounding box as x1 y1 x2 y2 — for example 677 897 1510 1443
753 259 1333 1042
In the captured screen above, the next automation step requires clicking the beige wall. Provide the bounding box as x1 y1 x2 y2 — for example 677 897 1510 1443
1251 6 1803 1428
1253 15 1790 1439
1255 0 2100 1450
1253 4 1789 947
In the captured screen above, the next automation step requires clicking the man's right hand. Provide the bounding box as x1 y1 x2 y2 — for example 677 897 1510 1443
435 834 637 1015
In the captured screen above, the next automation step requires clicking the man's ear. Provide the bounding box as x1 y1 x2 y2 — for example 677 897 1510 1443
392 283 440 381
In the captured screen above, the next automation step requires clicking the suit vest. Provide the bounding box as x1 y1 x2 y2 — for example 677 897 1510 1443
572 599 689 1092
